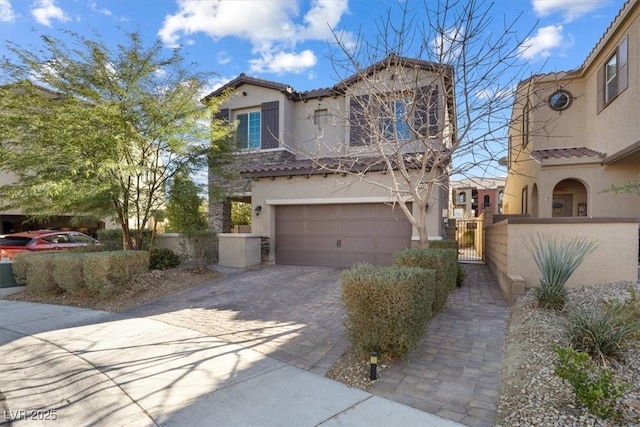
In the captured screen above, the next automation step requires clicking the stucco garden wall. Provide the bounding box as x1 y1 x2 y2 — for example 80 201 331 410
485 217 639 303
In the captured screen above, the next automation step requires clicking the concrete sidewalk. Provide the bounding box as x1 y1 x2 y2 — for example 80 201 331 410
0 300 464 427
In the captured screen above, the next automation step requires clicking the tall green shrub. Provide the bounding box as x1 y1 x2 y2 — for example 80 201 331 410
430 240 466 287
83 251 149 299
523 233 599 309
393 248 457 314
52 252 86 295
22 252 59 294
341 264 435 359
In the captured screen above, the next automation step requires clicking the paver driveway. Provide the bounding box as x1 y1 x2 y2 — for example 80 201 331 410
124 265 349 375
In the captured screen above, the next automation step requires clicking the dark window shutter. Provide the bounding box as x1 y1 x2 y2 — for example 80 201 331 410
429 85 439 135
350 95 369 146
597 65 604 113
618 36 628 95
261 101 279 149
215 108 229 122
415 86 430 136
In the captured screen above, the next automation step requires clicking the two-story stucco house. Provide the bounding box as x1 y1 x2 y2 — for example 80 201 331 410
503 0 639 219
204 54 455 267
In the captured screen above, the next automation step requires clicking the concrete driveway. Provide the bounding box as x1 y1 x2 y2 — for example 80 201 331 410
124 265 349 376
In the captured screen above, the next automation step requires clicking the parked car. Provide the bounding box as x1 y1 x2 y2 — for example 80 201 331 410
0 230 99 261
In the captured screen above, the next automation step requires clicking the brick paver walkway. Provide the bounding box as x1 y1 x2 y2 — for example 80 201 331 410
370 263 509 427
126 262 508 427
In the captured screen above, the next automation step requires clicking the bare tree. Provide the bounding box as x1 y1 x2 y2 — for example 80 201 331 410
301 0 534 247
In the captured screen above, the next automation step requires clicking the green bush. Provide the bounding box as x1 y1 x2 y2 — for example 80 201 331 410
341 264 435 359
554 346 628 420
182 230 218 271
11 252 30 286
52 252 86 295
461 230 475 247
393 248 457 314
96 229 125 250
149 247 181 270
17 252 60 294
83 251 149 299
96 229 154 250
563 301 640 362
523 233 599 310
430 240 466 287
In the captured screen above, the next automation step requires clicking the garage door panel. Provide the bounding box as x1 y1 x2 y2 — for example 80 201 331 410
307 205 338 218
376 220 412 236
340 219 377 235
277 219 305 234
340 237 377 251
340 204 376 218
277 205 305 218
307 220 339 235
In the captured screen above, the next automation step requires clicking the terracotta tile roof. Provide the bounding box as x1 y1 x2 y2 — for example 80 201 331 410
530 147 605 162
241 153 435 177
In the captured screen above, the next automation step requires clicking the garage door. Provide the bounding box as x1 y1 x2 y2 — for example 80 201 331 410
275 203 412 267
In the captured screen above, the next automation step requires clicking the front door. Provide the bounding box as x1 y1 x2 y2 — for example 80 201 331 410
552 194 573 217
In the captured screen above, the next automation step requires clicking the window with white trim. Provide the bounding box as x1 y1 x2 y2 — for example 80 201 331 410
598 36 628 111
381 99 412 140
236 111 261 149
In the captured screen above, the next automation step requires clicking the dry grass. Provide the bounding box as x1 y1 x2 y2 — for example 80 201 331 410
3 267 222 313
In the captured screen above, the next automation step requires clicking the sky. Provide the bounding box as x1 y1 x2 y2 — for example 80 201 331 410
0 0 627 94
0 0 628 180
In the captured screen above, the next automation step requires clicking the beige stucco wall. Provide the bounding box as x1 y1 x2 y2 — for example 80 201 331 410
507 219 638 288
504 4 640 218
485 217 639 302
249 171 445 256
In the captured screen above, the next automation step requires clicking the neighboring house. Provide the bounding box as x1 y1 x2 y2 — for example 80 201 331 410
204 54 455 267
503 0 639 219
450 178 505 219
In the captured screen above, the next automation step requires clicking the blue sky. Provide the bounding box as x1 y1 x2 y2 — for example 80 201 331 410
0 0 626 94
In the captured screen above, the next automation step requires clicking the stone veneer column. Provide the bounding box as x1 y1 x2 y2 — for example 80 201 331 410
209 199 232 233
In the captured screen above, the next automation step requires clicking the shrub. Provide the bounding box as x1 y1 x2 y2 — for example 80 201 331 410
11 252 30 286
523 233 599 310
393 248 457 314
96 229 154 250
554 346 628 420
52 252 86 295
430 240 466 287
149 247 181 270
83 251 149 299
22 253 60 294
461 230 475 247
563 301 640 363
181 230 218 271
341 264 435 359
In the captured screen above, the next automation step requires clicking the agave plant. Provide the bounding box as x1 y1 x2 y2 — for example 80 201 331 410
523 233 599 309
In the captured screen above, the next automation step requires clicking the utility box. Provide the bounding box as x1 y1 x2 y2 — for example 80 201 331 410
0 263 17 288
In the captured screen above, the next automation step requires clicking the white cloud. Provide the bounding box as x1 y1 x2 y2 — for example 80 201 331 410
158 0 350 75
0 0 16 22
217 51 231 65
531 0 610 22
518 25 565 60
249 49 317 74
88 0 112 17
31 0 70 27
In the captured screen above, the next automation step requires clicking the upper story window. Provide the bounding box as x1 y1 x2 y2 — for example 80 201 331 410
382 99 412 140
313 109 328 130
237 111 261 150
457 191 466 203
522 102 530 148
598 36 628 112
350 84 439 146
483 195 491 208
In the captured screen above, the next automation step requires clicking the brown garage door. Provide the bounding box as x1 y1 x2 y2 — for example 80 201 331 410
275 203 412 267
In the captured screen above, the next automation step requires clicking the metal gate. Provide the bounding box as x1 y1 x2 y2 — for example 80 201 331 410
456 219 483 262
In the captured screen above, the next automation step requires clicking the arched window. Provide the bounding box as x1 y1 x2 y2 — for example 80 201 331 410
457 192 466 203
483 195 491 208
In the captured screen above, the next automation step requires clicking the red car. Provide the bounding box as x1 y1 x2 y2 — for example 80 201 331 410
0 230 99 261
